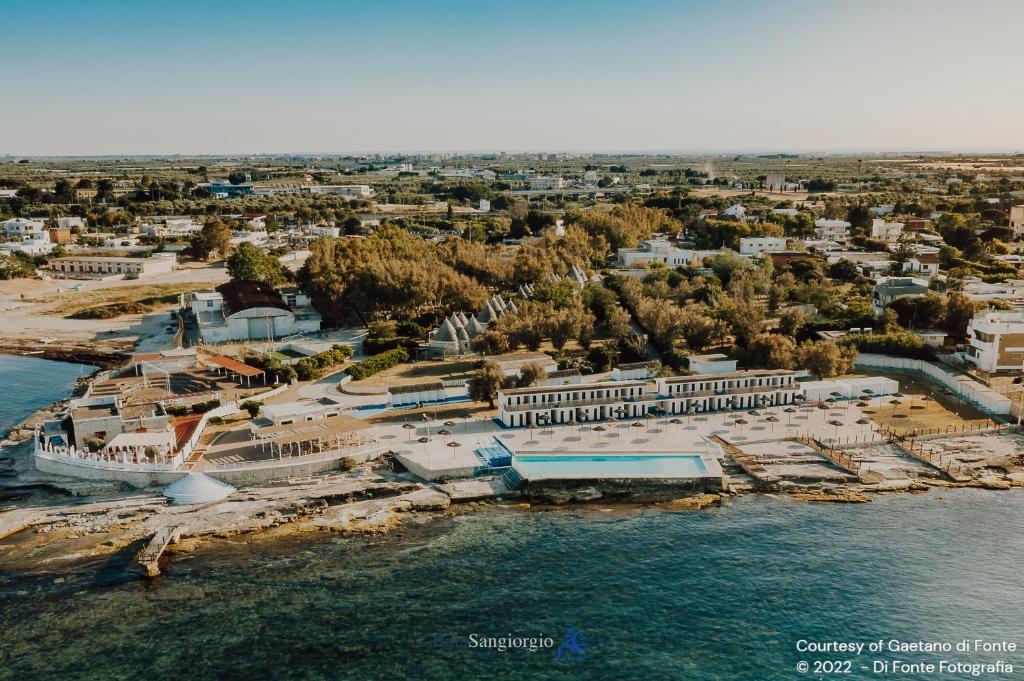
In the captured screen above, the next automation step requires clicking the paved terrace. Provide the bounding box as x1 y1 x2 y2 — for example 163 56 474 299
382 397 892 481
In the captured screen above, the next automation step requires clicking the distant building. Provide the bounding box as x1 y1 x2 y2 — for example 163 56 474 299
723 204 746 219
478 198 491 212
49 253 176 279
190 281 321 344
814 219 850 242
871 204 896 216
617 239 705 268
1011 205 1024 239
902 253 940 279
528 177 565 191
739 236 787 256
964 309 1024 373
47 227 74 245
55 216 86 229
3 217 47 240
872 276 930 314
488 351 559 378
299 185 373 197
871 218 904 242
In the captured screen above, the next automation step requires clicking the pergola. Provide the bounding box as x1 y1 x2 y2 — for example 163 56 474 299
202 353 265 386
251 415 374 459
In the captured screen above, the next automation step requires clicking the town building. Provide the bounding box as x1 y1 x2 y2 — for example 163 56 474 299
47 227 74 244
299 184 373 197
55 216 86 229
617 239 704 268
872 277 930 314
1011 205 1024 239
65 395 170 450
871 218 904 242
902 253 940 279
723 204 746 219
964 309 1024 373
49 253 176 279
528 177 565 191
962 279 1024 308
814 219 850 242
190 280 321 343
3 217 47 240
739 236 787 256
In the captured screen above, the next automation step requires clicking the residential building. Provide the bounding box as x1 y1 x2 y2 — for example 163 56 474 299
872 277 930 314
723 204 746 219
902 253 940 279
871 218 904 242
299 184 373 197
772 208 799 217
190 281 321 344
739 236 787 256
66 395 169 450
1011 205 1024 239
141 218 204 238
478 199 491 212
964 309 1024 373
3 217 47 240
49 253 176 279
617 239 702 268
814 219 850 242
528 177 565 191
871 204 896 216
962 279 1024 307
47 227 73 245
55 216 86 229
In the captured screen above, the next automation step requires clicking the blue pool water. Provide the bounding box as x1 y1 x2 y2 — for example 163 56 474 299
514 454 709 479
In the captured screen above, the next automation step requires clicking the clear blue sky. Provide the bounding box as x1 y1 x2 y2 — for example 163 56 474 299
5 0 1022 155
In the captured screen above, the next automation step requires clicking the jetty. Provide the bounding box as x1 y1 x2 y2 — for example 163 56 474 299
137 525 183 577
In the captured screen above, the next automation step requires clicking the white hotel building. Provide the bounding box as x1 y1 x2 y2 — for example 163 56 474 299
496 370 799 427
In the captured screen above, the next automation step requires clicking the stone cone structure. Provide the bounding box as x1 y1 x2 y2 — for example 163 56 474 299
163 472 236 506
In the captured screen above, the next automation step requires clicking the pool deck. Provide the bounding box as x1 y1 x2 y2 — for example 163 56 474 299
382 397 892 482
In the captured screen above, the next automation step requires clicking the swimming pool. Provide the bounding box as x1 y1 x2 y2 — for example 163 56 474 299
513 454 710 480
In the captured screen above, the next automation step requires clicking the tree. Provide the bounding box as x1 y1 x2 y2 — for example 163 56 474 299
227 242 286 285
467 361 507 408
518 362 546 388
778 308 806 337
797 341 856 379
189 219 232 260
828 259 861 282
746 333 797 369
943 291 980 338
228 171 247 185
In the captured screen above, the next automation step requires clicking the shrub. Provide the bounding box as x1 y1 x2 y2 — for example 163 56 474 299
346 348 409 380
241 400 261 418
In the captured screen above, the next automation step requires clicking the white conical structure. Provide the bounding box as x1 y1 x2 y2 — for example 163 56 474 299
163 472 235 506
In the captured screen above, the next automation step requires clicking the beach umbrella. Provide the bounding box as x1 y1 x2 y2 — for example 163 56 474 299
402 422 416 440
438 428 452 436
889 398 902 415
631 421 643 428
828 419 843 439
447 441 461 448
766 415 779 432
418 436 429 443
856 418 870 426
856 401 870 408
747 409 759 417
593 425 607 432
783 406 797 424
444 420 455 427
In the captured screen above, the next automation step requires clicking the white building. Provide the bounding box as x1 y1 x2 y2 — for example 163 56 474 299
814 219 850 242
478 199 491 213
739 236 787 256
901 253 940 279
723 204 746 219
584 170 599 184
871 204 896 216
55 216 86 229
871 218 905 242
962 279 1024 307
617 239 703 268
190 281 321 343
1010 205 1024 239
964 309 1024 373
528 177 565 191
687 354 738 374
772 208 799 217
495 370 799 427
872 277 930 314
300 185 373 197
141 218 204 238
488 351 559 378
388 382 446 408
3 217 47 240
49 253 176 279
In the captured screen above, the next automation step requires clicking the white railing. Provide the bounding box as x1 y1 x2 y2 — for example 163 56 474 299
209 442 385 471
34 434 184 471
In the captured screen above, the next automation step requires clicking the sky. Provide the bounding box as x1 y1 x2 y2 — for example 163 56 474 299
3 0 1023 156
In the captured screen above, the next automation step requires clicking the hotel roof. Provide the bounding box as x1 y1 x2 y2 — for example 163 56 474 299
499 380 646 396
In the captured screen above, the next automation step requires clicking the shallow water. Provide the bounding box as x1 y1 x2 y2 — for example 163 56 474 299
2 490 1022 680
0 354 94 435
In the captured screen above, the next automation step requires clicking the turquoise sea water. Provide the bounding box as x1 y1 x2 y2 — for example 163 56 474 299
2 490 1023 681
0 354 94 435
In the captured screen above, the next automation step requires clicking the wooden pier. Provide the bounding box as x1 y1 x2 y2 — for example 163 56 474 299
137 526 183 577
